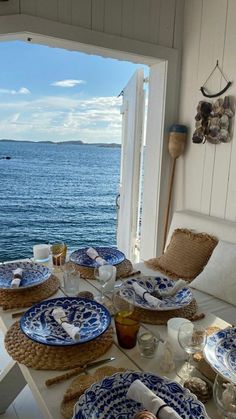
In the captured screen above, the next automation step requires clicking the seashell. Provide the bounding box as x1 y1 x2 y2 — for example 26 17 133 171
192 129 204 144
184 377 212 403
195 120 202 129
201 102 213 117
206 134 221 144
210 116 220 126
209 126 220 137
195 112 202 121
219 128 230 142
224 107 234 118
223 96 234 118
220 114 229 129
197 101 204 113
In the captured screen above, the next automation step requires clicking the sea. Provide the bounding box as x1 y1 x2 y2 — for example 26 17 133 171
0 141 121 262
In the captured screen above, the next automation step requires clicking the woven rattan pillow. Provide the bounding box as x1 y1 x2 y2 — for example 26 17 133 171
145 228 218 282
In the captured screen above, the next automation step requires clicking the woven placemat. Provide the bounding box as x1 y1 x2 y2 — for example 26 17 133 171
130 299 202 324
5 321 113 370
0 274 60 310
73 258 133 280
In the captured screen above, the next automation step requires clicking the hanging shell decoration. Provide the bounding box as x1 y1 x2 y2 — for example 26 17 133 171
192 96 234 144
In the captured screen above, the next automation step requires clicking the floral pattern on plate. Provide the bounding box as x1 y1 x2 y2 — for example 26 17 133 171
0 261 50 290
20 297 111 346
121 276 193 311
69 247 125 267
204 327 236 384
73 371 209 418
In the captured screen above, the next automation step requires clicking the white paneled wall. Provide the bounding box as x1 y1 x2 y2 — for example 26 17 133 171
174 0 236 223
0 0 182 49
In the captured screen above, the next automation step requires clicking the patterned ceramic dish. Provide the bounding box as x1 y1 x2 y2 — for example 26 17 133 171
120 276 193 311
73 371 209 418
69 247 125 267
0 261 51 291
20 297 111 346
204 327 236 384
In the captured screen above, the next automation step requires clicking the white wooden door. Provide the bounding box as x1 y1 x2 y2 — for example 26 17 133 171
117 69 145 261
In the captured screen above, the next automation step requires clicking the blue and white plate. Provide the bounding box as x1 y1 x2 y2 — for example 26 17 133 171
73 371 209 418
121 276 193 311
69 247 125 267
20 297 111 346
204 327 236 384
0 261 51 291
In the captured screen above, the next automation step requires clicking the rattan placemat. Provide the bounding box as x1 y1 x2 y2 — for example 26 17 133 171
0 275 60 310
130 299 202 324
73 258 133 280
5 322 113 370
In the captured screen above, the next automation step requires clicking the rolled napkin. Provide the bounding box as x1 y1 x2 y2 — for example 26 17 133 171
127 379 182 419
11 268 23 288
132 282 161 308
161 279 188 297
52 308 80 341
86 247 107 266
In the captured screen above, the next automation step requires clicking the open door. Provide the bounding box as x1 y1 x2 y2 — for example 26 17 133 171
117 69 145 262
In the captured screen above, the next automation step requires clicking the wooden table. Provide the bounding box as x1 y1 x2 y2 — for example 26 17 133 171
0 260 229 418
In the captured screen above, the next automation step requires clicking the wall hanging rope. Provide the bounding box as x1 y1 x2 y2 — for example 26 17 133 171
200 60 232 98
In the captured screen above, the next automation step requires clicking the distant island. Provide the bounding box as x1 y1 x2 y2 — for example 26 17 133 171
0 139 121 148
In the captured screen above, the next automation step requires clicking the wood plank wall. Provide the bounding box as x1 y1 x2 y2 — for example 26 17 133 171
0 0 182 49
174 0 236 222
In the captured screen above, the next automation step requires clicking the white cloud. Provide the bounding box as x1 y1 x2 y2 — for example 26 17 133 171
51 79 86 88
0 94 122 143
0 87 30 95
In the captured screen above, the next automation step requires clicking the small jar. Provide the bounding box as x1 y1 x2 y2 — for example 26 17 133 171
137 331 161 358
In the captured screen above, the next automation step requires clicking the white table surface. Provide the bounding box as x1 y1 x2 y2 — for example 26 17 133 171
0 260 230 419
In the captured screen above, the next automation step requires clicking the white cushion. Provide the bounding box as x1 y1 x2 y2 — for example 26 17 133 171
191 240 236 306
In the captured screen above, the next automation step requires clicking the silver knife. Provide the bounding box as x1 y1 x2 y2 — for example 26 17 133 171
45 357 115 386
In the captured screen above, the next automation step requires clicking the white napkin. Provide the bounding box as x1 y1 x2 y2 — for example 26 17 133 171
11 268 23 288
86 247 107 266
161 279 188 297
52 308 80 341
127 379 182 419
132 282 161 308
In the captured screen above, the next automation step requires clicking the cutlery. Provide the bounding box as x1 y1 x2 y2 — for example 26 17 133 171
45 356 115 387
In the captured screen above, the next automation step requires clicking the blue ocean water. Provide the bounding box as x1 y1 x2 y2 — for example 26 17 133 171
0 141 120 262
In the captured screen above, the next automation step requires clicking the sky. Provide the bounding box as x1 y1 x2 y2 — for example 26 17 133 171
0 40 147 144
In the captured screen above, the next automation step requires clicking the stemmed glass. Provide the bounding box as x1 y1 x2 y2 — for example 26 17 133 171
213 374 236 418
94 265 114 303
178 322 207 380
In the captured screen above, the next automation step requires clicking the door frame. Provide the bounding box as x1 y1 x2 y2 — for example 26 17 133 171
0 14 180 257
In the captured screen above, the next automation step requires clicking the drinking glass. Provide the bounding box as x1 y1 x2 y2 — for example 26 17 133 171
50 241 66 268
62 263 80 297
178 322 207 380
112 287 140 349
94 265 114 303
213 374 236 418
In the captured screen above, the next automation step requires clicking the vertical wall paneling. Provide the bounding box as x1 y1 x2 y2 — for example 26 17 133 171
91 0 105 32
121 0 134 39
223 0 236 221
71 0 91 29
104 0 122 36
210 1 232 218
173 0 184 50
158 0 176 48
21 0 37 16
0 0 19 16
36 0 58 21
174 0 204 212
148 0 161 44
58 0 72 25
199 0 227 215
132 0 151 43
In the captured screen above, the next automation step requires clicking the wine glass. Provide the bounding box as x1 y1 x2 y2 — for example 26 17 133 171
178 322 207 380
213 374 236 418
94 265 114 303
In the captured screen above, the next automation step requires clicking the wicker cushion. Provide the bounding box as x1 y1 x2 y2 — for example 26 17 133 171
145 228 218 282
